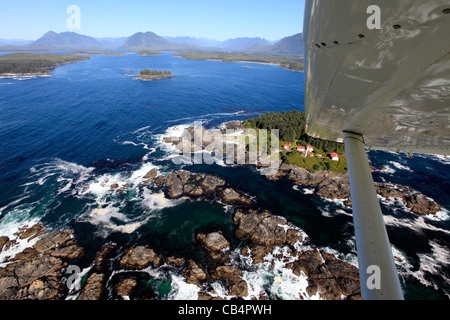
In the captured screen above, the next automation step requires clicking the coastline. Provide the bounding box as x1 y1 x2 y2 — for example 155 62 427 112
0 53 90 78
0 73 51 78
0 116 446 300
0 46 447 301
161 120 443 217
0 168 362 300
174 53 304 72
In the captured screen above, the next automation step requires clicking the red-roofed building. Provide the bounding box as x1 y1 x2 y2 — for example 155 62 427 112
306 145 314 152
331 152 339 161
307 152 314 157
283 144 290 150
297 146 305 152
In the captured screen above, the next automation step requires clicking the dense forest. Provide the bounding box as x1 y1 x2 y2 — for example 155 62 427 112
139 68 172 76
243 111 347 173
243 111 345 154
174 52 304 72
0 53 90 74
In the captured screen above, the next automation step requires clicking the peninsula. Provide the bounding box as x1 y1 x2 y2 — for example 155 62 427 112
174 52 304 72
0 53 90 77
134 68 175 80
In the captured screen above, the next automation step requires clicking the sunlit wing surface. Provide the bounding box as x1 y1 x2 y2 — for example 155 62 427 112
304 0 450 155
304 0 449 300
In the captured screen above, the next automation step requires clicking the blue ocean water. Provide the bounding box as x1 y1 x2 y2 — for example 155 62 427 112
0 52 448 299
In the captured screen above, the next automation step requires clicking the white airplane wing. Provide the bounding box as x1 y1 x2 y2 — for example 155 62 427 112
303 0 450 300
304 0 450 156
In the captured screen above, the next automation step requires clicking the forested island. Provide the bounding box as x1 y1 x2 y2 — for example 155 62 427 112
133 68 175 80
138 50 161 56
174 52 304 72
0 53 90 76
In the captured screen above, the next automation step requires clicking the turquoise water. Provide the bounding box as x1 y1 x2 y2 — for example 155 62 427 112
0 52 448 299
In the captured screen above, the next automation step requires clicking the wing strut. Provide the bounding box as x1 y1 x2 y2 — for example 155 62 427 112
344 131 404 300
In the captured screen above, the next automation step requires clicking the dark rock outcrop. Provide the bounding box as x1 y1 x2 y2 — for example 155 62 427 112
233 207 361 300
119 245 163 270
279 164 350 199
233 208 303 247
1 169 363 301
115 277 138 299
288 249 360 300
210 265 248 298
0 226 84 300
77 273 106 300
375 183 441 215
184 260 207 286
150 170 254 208
280 164 440 216
197 232 231 264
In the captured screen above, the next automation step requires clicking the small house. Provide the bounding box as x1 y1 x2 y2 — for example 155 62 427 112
283 144 290 150
307 152 314 157
306 145 314 152
297 146 305 152
331 152 339 161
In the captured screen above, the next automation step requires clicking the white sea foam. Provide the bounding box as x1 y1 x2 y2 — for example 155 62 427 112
293 185 315 195
0 193 33 216
76 161 184 235
154 124 192 157
80 201 151 236
141 189 184 212
208 281 233 299
24 158 95 197
427 207 450 222
238 245 323 300
388 161 412 171
0 213 43 267
81 161 160 200
396 241 450 294
168 273 200 300
415 153 450 166
376 166 396 174
378 193 450 236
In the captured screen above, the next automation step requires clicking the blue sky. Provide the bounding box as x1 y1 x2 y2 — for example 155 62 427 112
0 0 305 41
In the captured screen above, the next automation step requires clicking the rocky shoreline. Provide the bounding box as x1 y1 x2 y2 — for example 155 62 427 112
163 122 442 216
274 164 441 216
0 169 361 300
0 121 442 300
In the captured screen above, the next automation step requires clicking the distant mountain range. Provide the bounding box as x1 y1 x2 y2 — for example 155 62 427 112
245 33 304 56
31 31 105 49
0 31 303 57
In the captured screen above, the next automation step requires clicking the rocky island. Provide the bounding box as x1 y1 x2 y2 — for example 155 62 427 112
134 68 175 81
